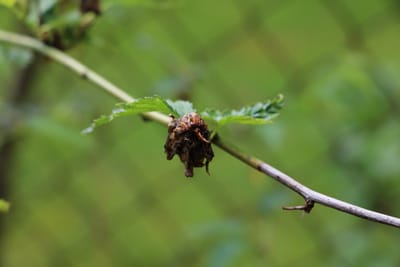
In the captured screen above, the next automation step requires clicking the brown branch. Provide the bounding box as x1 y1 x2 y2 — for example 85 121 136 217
1 29 399 228
212 136 400 228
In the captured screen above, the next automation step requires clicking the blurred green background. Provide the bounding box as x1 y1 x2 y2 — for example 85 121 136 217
1 0 400 266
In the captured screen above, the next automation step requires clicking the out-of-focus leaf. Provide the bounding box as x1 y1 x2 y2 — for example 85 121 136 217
201 94 284 126
82 96 172 134
0 199 10 213
166 99 195 117
0 0 16 7
24 0 58 29
41 10 81 30
0 0 28 17
39 0 59 15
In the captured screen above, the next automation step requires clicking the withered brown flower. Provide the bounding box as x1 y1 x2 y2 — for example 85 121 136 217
80 0 101 15
164 112 214 177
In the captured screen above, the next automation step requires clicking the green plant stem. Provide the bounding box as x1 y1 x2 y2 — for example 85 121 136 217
1 29 400 228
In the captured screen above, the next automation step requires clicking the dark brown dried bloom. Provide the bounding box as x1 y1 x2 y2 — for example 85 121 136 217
164 112 214 177
80 0 101 15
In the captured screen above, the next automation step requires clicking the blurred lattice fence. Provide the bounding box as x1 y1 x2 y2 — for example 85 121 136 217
1 0 400 266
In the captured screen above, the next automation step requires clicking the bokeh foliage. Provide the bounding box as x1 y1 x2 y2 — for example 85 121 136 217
1 0 400 266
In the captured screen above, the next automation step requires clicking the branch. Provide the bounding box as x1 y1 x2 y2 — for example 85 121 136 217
213 136 400 228
1 29 399 228
0 30 170 126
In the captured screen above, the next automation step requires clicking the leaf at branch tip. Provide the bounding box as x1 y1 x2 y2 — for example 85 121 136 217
0 199 10 213
200 94 284 126
82 96 173 134
166 99 196 117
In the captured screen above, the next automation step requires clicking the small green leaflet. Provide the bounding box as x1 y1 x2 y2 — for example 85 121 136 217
0 199 10 213
82 96 172 134
82 95 284 133
201 94 284 126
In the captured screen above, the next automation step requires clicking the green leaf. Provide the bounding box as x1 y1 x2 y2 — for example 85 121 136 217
0 0 28 17
82 96 173 134
83 94 284 134
0 199 10 213
201 94 284 126
0 0 15 7
166 99 195 117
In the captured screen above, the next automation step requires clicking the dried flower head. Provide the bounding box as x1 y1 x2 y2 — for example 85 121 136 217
164 112 214 177
80 0 101 15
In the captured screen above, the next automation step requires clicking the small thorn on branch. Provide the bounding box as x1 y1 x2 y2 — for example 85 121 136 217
282 199 315 213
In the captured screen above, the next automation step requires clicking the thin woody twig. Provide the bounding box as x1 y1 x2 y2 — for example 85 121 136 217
212 136 400 228
1 29 399 228
282 199 315 213
0 30 170 126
